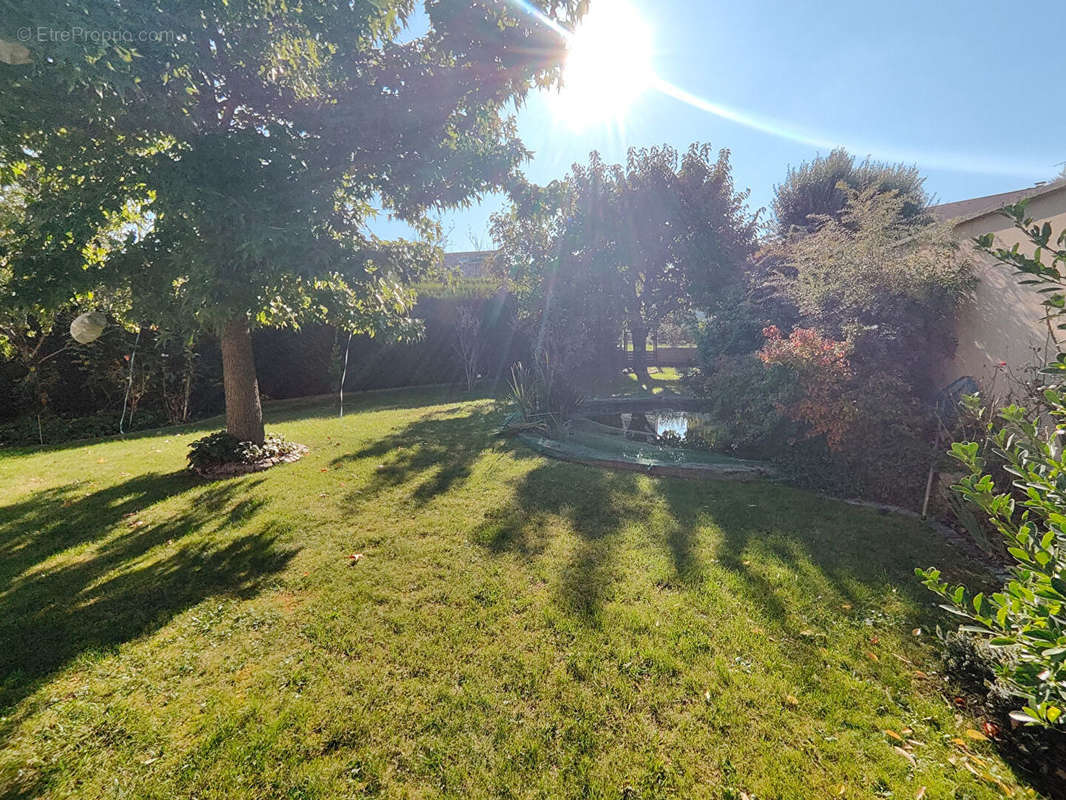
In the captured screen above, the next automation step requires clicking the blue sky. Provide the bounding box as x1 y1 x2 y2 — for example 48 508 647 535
373 0 1066 250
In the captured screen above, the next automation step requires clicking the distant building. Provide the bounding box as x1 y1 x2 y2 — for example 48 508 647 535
443 250 496 281
932 179 1066 387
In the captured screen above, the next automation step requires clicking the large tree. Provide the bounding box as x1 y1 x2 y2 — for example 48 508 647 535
492 144 755 380
772 147 929 236
0 0 581 443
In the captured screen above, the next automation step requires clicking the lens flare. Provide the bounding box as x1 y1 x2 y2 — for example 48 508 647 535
507 0 1050 179
547 0 654 131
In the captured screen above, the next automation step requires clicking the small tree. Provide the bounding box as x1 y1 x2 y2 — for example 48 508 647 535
773 186 973 393
453 302 482 392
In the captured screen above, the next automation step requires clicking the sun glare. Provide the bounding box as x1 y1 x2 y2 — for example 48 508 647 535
550 1 655 131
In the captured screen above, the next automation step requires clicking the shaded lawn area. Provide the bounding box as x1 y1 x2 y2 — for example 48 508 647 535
0 389 1040 798
577 366 687 399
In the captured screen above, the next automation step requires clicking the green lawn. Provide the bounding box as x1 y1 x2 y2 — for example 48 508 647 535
0 388 1039 798
577 367 686 398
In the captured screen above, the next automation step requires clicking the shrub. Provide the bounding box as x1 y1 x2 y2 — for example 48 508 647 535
506 357 583 426
187 431 303 473
684 353 798 459
772 186 972 397
917 390 1066 727
694 294 767 366
0 408 168 447
758 326 853 448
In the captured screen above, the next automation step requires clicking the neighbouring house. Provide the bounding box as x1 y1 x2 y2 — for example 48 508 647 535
414 250 499 297
443 250 496 281
933 179 1066 389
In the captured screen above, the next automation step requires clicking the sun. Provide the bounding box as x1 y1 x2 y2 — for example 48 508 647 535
549 0 655 131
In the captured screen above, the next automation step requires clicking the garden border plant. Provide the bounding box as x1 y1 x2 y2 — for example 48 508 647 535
918 201 1066 732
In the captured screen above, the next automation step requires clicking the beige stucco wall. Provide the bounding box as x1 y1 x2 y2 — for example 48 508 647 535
941 188 1066 389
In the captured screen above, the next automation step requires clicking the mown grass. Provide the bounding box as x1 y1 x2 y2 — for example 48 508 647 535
577 367 685 398
0 387 1041 798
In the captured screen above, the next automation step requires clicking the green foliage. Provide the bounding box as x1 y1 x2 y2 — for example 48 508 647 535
0 408 167 447
491 143 756 376
684 354 798 458
0 0 582 438
506 357 583 429
691 169 967 504
920 212 1066 729
186 430 301 472
693 292 768 364
691 325 934 504
975 199 1066 374
917 390 1066 727
774 186 973 391
772 147 929 235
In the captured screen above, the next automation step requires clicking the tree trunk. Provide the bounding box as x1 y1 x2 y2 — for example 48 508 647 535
220 316 265 444
630 321 651 383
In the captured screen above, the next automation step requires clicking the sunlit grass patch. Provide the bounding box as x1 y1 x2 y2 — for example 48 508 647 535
0 387 1036 798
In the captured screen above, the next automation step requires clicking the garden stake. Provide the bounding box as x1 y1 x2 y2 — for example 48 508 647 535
339 329 353 418
119 327 142 435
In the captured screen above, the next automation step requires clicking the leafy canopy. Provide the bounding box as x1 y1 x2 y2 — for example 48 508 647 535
0 0 582 335
772 186 972 389
491 143 755 370
772 147 929 236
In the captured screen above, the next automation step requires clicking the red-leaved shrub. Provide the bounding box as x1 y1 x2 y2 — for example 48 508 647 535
758 325 933 505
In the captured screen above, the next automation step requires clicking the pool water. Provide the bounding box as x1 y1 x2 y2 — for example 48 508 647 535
561 409 736 466
585 410 716 441
514 403 772 477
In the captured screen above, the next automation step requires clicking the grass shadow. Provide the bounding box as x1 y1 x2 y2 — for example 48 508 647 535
474 463 650 622
331 406 510 505
0 471 297 715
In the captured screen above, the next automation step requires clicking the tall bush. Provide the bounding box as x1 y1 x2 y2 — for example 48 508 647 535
757 326 934 504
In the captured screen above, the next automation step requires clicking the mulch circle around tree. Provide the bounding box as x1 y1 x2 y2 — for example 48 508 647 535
191 444 309 479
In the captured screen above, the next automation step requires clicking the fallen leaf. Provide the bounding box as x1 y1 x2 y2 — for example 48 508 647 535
893 745 916 765
964 729 987 741
785 694 799 708
865 651 879 662
994 779 1014 796
884 729 903 742
915 787 926 800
